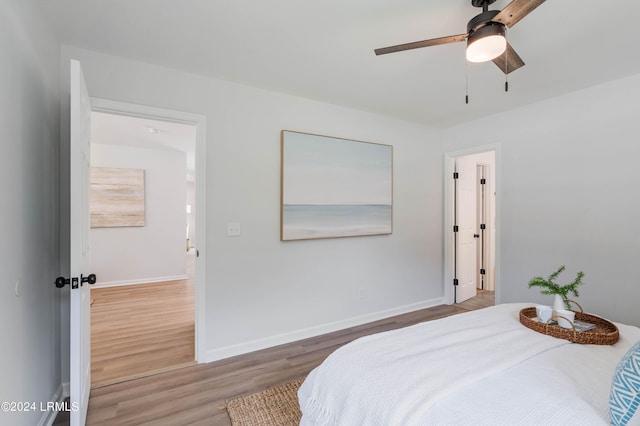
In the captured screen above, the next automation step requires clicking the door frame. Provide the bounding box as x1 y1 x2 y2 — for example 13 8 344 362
443 144 500 305
91 98 207 362
475 163 489 291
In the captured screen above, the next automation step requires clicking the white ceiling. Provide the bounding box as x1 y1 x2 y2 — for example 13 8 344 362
42 0 640 127
91 112 196 179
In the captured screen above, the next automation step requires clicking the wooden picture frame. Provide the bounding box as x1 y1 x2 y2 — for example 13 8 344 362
281 130 393 241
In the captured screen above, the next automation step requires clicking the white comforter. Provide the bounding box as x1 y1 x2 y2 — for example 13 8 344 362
298 303 640 425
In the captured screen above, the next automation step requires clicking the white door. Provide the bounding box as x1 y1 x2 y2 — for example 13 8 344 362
455 157 477 303
69 59 93 426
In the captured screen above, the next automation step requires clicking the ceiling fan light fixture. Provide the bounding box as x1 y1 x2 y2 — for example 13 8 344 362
466 24 506 63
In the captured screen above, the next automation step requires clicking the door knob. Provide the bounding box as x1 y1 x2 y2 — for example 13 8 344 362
473 233 480 238
81 274 97 285
55 277 69 288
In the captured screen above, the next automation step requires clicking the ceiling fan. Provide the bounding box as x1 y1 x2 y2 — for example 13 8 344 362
374 0 546 75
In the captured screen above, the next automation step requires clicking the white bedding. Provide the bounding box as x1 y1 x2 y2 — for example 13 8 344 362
298 303 640 426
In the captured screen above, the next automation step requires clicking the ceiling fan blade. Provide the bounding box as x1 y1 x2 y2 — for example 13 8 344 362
492 42 525 74
374 34 467 56
493 0 546 28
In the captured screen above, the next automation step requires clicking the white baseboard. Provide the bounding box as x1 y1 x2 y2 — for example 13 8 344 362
204 297 444 363
92 275 188 288
37 384 65 426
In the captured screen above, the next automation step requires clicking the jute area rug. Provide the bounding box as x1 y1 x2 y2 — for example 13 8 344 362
226 377 305 425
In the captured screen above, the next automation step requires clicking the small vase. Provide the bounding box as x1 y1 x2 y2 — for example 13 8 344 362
553 294 565 315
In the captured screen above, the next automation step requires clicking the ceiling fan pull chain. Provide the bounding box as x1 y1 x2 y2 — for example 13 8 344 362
504 31 509 92
465 60 470 104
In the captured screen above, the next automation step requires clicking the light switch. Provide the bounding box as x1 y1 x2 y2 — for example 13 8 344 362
227 222 241 236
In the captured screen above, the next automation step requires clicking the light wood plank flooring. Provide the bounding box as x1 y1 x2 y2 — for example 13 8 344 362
456 289 495 311
90 260 195 388
79 292 493 425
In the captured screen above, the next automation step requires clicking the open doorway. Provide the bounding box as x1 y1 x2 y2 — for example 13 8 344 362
87 105 204 387
444 147 498 308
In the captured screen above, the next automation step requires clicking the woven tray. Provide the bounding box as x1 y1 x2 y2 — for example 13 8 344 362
519 305 619 345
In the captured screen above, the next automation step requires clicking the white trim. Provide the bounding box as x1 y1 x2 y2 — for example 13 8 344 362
37 384 65 426
89 98 207 363
204 298 444 363
91 275 189 288
443 144 501 306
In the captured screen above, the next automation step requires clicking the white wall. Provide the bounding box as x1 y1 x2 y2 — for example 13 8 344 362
187 180 196 248
58 45 444 364
90 144 187 286
0 1 63 425
444 73 640 326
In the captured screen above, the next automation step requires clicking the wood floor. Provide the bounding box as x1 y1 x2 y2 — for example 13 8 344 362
90 253 196 388
79 291 494 425
457 289 495 311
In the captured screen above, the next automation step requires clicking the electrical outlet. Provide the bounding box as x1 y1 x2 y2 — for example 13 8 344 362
358 287 365 300
227 222 241 236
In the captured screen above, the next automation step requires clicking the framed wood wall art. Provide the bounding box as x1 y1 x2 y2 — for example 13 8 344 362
281 130 393 241
90 167 145 228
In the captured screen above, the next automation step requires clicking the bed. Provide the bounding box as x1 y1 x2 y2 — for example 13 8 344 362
298 303 640 425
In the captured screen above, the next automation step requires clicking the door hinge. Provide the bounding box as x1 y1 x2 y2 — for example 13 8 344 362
480 178 486 184
453 225 459 232
453 172 459 179
480 223 486 230
480 269 486 275
453 278 459 286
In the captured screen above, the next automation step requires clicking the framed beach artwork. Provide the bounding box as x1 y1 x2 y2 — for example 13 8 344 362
280 130 393 241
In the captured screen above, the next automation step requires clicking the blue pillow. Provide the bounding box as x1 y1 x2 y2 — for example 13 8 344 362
610 340 640 426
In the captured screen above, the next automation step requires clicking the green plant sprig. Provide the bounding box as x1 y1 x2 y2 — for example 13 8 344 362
527 265 585 309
